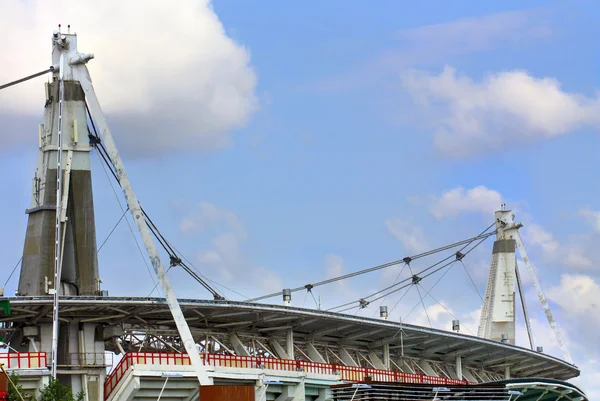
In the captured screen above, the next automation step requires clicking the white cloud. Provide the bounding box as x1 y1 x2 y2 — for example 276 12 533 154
401 66 600 157
579 208 600 232
385 219 428 253
310 10 551 93
0 0 258 155
523 223 594 269
179 202 246 239
523 223 559 254
395 10 551 55
176 201 281 298
431 185 503 219
325 254 345 280
547 274 600 324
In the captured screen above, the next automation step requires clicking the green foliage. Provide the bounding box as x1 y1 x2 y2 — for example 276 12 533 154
7 372 30 401
38 378 84 401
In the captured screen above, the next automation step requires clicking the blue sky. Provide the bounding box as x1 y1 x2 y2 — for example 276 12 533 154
1 0 599 396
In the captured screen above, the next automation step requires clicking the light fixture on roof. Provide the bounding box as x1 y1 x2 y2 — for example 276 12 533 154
452 319 460 332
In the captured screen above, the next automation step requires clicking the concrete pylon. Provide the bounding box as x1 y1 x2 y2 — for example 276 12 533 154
478 209 516 345
16 31 106 401
18 58 99 297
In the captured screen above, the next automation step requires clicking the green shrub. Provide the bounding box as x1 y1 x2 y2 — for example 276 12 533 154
7 372 30 401
38 378 84 401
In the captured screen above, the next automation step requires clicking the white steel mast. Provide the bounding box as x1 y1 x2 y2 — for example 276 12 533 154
49 29 211 385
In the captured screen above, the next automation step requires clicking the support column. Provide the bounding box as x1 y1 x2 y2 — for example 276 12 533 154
455 355 463 380
315 388 331 401
382 344 390 370
286 329 294 360
275 381 305 401
505 366 511 380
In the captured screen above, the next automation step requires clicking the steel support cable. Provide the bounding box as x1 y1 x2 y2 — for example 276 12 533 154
418 283 476 335
97 207 129 253
164 239 249 300
95 150 160 295
246 226 496 302
352 251 457 307
3 257 23 289
330 228 493 312
372 263 407 317
404 234 491 321
142 213 223 299
388 284 414 315
89 110 224 300
142 212 223 299
408 263 432 328
461 259 484 302
0 67 54 91
88 114 224 300
329 257 458 312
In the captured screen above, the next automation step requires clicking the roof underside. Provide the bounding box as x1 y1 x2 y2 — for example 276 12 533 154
0 296 580 380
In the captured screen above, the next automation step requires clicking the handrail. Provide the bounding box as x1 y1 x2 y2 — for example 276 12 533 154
104 352 469 399
0 353 46 369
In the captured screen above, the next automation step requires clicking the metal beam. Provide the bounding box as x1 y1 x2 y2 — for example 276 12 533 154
307 342 326 363
229 333 251 357
75 64 211 385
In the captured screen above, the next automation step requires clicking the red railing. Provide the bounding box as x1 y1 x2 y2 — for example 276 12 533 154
0 353 46 369
104 352 469 399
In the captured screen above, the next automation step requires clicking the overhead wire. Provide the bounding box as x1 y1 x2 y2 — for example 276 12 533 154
164 239 249 300
329 225 494 312
0 67 54 91
372 263 407 317
87 108 224 300
461 260 484 302
97 207 129 253
3 257 23 290
403 233 492 322
95 150 160 296
408 263 432 328
246 225 497 303
418 284 476 336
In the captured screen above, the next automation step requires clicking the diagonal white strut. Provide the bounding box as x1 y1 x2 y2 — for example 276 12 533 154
512 229 573 365
74 65 211 385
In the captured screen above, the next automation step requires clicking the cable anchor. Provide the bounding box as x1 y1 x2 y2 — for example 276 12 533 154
169 255 182 267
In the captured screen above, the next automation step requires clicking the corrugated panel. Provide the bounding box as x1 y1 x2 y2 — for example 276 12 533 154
200 385 255 401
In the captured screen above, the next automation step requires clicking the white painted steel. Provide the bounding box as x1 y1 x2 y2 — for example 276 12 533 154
512 229 574 365
50 50 66 380
74 63 211 385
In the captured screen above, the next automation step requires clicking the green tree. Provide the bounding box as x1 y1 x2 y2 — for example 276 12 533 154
7 372 31 401
38 379 84 401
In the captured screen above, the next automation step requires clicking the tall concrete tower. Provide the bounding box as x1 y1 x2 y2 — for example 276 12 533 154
16 30 106 401
18 34 99 298
478 208 517 345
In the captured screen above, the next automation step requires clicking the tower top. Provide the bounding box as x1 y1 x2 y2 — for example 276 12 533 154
50 29 94 81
